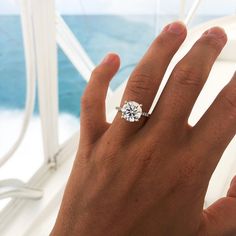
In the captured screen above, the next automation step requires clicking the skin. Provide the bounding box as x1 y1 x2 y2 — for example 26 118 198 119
51 22 236 236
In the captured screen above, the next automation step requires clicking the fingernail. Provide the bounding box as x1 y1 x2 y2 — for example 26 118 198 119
163 21 186 35
202 27 227 41
101 53 117 65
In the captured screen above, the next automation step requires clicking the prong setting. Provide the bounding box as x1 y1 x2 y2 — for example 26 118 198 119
116 101 150 122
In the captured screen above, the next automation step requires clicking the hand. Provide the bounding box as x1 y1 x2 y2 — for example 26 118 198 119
51 22 236 236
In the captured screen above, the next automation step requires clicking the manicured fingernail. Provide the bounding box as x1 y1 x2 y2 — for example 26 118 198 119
203 27 227 41
163 21 186 35
101 53 117 65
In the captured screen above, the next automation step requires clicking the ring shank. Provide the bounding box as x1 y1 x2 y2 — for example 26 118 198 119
116 107 150 117
142 112 150 117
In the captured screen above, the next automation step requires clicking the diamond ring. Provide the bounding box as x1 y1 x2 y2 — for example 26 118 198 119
116 101 151 122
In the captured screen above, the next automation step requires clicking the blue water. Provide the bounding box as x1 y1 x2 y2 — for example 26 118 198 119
0 15 156 117
0 14 221 117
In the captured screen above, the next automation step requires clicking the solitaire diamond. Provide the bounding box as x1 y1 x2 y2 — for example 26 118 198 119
121 101 142 122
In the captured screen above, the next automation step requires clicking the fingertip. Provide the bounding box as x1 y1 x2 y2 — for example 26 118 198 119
101 53 120 67
202 26 228 46
162 21 187 36
89 53 120 88
203 26 227 37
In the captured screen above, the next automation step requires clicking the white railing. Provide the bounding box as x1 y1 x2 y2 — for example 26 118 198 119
0 0 36 167
0 179 43 200
31 0 59 166
0 0 97 200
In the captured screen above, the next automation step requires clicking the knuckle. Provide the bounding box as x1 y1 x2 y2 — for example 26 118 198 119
219 88 236 117
127 71 154 96
172 66 202 88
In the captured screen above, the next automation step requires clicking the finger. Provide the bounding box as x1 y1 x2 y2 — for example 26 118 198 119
111 21 187 136
80 53 120 145
201 177 236 235
227 175 236 198
149 27 227 128
191 72 236 170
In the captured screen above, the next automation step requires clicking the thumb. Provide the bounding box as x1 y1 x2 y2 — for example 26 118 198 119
200 176 236 236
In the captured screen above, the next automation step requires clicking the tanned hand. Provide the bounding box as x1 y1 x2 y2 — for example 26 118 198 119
51 22 236 236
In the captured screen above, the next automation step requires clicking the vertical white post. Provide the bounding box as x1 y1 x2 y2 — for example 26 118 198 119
0 0 37 167
31 0 59 165
154 0 161 35
179 0 186 20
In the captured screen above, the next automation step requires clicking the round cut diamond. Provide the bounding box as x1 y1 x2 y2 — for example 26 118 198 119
121 101 142 122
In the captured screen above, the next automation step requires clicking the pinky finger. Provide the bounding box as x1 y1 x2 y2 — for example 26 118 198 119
191 72 236 170
80 53 120 145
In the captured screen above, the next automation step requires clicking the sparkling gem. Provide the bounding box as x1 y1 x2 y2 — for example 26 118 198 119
121 101 142 122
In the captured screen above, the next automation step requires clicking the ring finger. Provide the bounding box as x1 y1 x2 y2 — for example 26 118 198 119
111 21 187 137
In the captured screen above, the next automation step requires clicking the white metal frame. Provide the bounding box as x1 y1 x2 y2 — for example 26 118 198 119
0 0 100 199
0 0 114 170
0 179 43 200
31 0 59 166
55 13 113 96
0 0 36 167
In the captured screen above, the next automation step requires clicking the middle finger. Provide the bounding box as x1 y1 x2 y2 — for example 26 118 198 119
149 27 227 129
